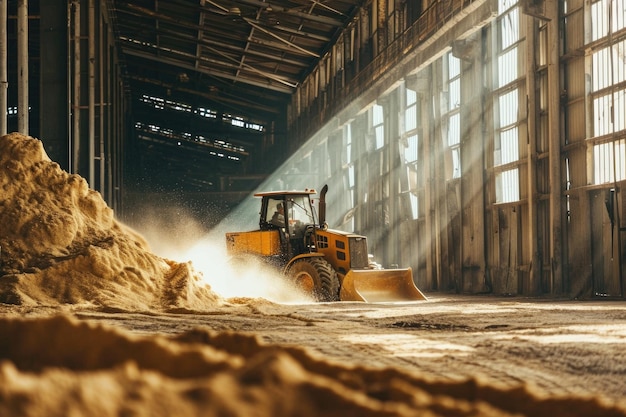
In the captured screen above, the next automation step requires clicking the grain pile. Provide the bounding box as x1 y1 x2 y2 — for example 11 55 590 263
2 314 625 417
0 132 220 310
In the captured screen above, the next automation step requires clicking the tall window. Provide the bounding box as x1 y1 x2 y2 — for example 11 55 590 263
444 52 462 179
590 0 626 183
404 87 420 219
494 0 521 203
373 104 385 149
343 123 356 231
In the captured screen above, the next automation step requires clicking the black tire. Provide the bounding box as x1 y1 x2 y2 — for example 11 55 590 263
287 257 340 302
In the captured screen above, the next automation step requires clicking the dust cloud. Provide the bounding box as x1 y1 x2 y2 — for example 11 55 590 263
1 132 626 417
180 237 314 303
127 205 313 303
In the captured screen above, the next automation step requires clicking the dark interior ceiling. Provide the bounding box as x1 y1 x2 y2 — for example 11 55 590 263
108 0 363 195
112 0 362 119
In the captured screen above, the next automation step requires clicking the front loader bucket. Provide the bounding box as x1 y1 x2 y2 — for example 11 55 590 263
339 267 427 302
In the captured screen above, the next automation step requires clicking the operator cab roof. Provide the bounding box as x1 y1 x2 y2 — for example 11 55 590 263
254 189 318 197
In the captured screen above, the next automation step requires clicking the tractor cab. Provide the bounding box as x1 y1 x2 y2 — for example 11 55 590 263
257 190 318 261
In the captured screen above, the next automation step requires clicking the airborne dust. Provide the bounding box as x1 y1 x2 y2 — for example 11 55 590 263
129 207 313 303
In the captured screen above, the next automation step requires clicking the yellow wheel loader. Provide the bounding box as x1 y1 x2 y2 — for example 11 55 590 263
225 185 427 302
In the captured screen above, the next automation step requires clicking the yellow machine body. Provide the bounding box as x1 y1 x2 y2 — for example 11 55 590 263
312 228 425 302
225 230 281 257
312 228 364 275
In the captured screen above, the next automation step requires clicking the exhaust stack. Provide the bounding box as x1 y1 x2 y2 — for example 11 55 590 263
319 184 328 227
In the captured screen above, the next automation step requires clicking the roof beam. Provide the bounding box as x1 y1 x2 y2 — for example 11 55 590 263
120 2 333 44
242 17 331 42
117 4 321 59
244 17 319 58
114 20 310 68
196 0 206 70
121 45 295 93
230 0 344 26
118 36 302 86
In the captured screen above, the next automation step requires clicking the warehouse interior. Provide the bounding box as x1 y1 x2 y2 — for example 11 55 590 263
2 0 626 300
2 1 626 415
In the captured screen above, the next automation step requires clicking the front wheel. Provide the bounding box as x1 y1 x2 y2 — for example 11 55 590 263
286 257 340 302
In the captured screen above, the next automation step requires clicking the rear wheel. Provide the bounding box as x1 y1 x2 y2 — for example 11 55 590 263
287 257 340 302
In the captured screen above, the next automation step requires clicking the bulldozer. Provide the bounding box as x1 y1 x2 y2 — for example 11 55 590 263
225 185 427 302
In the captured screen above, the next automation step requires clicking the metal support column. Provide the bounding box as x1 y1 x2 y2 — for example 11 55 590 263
72 0 81 174
526 16 540 294
0 0 7 135
547 0 563 292
17 0 28 134
41 0 70 168
88 0 95 187
99 4 106 196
